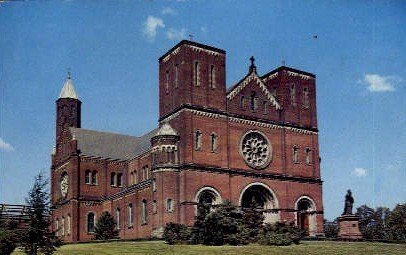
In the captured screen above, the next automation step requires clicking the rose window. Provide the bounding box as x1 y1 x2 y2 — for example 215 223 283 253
240 131 272 169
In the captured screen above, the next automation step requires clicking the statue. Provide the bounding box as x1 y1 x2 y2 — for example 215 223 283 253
342 189 354 215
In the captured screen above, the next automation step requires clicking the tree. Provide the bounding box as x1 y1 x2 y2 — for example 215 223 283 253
239 201 265 243
93 211 119 240
0 220 19 255
387 203 406 240
190 202 210 244
163 222 191 245
323 218 339 238
20 173 60 255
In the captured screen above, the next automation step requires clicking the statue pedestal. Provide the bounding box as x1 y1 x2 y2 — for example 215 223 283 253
338 215 362 240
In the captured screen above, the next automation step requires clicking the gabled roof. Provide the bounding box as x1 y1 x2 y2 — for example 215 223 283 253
226 72 281 110
59 76 78 99
69 127 158 160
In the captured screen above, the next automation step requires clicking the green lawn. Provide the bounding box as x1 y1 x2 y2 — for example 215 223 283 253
12 240 406 255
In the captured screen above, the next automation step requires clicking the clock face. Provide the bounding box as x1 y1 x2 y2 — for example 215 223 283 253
240 130 272 169
60 173 69 198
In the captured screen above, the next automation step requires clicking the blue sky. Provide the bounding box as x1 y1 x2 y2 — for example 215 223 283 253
0 0 405 221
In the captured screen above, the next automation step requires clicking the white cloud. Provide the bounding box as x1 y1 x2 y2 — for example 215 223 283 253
143 15 165 41
0 137 14 152
353 167 367 177
161 7 176 15
362 74 401 92
166 28 186 41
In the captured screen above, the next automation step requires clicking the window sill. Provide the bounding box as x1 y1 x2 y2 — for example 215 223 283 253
128 225 133 229
141 222 148 226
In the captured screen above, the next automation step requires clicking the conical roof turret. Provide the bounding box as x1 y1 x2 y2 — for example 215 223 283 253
59 72 78 99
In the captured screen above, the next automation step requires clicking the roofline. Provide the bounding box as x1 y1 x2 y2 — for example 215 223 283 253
261 66 316 79
159 40 226 62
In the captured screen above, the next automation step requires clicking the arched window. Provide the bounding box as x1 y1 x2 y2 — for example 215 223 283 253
240 95 246 109
209 65 216 89
152 200 157 214
128 204 133 226
165 70 169 94
250 91 258 112
290 83 296 106
133 171 137 184
210 133 218 152
166 199 173 212
306 148 313 164
293 146 299 163
116 208 120 229
55 218 59 236
175 64 179 88
303 87 309 108
117 173 123 187
141 199 147 224
263 101 269 114
85 170 91 184
92 170 98 185
87 213 95 233
110 172 116 186
194 61 200 86
67 214 71 235
61 216 65 236
195 130 202 150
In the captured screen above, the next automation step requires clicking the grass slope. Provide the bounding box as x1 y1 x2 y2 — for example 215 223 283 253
12 241 406 255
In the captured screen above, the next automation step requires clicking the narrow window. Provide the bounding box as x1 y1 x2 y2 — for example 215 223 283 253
306 148 313 164
263 101 269 114
116 208 120 229
290 84 296 106
293 146 299 163
92 170 97 185
175 64 179 88
55 218 59 236
210 133 218 152
145 166 149 179
141 199 147 224
194 61 200 86
117 173 123 187
271 87 277 96
195 130 202 150
130 172 133 185
167 199 173 212
67 215 71 235
128 204 133 226
85 170 91 184
250 92 258 112
61 216 65 236
303 87 309 108
240 95 246 109
110 172 116 186
153 200 157 214
87 213 95 233
209 65 216 88
165 70 169 94
133 171 137 184
152 178 157 192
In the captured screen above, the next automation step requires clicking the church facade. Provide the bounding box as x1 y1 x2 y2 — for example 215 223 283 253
50 40 324 242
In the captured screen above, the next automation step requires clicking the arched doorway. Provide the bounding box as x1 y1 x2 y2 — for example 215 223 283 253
295 196 317 236
239 183 279 223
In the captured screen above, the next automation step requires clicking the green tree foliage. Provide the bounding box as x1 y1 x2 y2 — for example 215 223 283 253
0 220 19 255
323 218 339 238
93 211 119 240
258 222 303 246
387 203 406 240
163 222 191 245
20 173 61 255
239 201 265 243
190 202 210 244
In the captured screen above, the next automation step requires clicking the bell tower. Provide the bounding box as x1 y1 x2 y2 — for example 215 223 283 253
56 72 81 145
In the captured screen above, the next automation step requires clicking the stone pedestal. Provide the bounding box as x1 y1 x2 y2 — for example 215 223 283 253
338 215 362 239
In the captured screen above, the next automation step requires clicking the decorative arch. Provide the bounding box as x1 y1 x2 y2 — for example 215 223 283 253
294 195 317 236
194 186 222 205
238 182 280 223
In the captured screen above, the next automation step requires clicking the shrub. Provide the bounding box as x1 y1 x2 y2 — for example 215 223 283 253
0 228 17 255
163 222 191 245
94 211 119 240
258 222 303 246
323 219 339 238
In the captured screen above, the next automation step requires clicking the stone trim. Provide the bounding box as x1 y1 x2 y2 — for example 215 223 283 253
287 70 314 80
262 72 279 83
226 73 281 110
160 107 317 135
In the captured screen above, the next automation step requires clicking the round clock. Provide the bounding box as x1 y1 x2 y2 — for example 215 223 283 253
240 130 272 169
60 172 69 198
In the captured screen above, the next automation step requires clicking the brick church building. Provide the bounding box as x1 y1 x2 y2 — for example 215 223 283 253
50 40 324 242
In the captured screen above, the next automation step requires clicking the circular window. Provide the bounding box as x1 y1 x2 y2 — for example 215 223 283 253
240 131 272 169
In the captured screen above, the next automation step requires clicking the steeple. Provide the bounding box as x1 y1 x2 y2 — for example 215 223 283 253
59 71 78 99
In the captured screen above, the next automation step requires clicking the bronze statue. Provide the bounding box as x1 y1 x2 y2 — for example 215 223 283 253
343 189 354 215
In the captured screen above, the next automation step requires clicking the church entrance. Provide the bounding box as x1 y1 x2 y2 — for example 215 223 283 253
239 183 279 223
296 197 316 236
